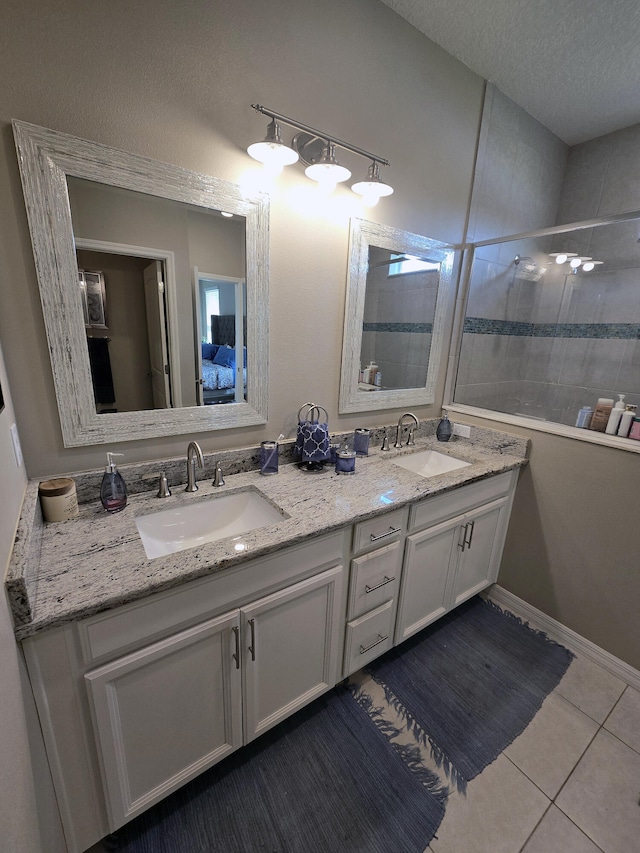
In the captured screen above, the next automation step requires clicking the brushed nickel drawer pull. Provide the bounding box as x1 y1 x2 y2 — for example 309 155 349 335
360 633 389 655
458 523 468 551
365 575 396 593
248 618 256 661
369 525 402 543
465 520 475 549
232 626 240 669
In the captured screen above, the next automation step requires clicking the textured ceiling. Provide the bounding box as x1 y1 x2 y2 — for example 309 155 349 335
380 0 640 145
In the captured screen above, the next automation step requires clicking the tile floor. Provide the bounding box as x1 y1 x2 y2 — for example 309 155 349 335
89 636 640 853
417 651 640 853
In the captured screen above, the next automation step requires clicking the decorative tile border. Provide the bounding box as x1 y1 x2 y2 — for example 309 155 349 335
464 318 640 340
363 322 433 333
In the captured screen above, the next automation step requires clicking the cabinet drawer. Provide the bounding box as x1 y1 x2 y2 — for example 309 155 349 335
347 541 401 620
343 600 395 676
352 507 407 555
409 471 514 533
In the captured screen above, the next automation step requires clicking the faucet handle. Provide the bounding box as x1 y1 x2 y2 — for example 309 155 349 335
406 426 416 447
213 463 225 488
381 427 390 451
157 472 172 498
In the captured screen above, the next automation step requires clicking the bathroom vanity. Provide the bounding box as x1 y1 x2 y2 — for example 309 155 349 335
7 426 527 853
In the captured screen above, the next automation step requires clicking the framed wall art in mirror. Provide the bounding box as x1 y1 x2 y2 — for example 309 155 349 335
12 120 269 447
339 218 454 414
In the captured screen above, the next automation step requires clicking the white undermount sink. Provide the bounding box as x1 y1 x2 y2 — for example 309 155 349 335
391 448 471 478
135 489 286 559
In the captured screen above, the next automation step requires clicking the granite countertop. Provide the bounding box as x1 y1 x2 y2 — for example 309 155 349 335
6 425 529 640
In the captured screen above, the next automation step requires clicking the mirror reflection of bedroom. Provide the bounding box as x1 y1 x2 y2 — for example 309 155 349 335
78 250 173 414
67 175 248 414
194 273 247 406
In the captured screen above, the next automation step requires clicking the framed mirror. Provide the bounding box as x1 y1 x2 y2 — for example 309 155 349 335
13 120 269 447
339 218 454 413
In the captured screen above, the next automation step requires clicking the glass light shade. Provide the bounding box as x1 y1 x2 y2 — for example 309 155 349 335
247 119 299 168
351 161 394 206
549 252 577 264
304 142 351 186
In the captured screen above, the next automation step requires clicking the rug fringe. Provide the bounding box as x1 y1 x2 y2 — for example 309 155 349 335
482 597 575 657
357 675 467 795
349 685 451 805
347 675 467 803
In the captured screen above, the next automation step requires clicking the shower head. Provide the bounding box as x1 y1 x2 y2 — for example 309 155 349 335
513 255 544 282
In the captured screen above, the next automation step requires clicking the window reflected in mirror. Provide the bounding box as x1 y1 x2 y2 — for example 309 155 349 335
453 217 640 429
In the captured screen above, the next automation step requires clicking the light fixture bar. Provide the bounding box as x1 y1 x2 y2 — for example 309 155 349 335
251 104 390 167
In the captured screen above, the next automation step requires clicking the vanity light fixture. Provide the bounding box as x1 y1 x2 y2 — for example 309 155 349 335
304 141 351 190
351 160 394 206
247 104 393 202
246 117 299 172
549 252 603 273
549 252 577 264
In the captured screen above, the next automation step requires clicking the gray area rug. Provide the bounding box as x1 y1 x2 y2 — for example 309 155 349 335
108 596 573 851
366 596 574 792
109 686 446 853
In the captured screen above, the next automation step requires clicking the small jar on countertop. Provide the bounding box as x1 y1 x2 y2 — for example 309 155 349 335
38 477 79 522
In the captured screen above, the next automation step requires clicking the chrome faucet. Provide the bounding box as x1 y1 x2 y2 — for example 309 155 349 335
185 441 204 492
394 412 419 448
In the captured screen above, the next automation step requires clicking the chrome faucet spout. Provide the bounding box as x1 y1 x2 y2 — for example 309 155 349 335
185 441 204 492
393 412 419 449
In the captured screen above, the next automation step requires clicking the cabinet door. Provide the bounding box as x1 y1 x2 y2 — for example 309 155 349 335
85 611 242 831
242 564 344 742
450 496 509 608
395 516 460 644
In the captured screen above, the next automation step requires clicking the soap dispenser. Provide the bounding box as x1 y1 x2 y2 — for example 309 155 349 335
436 410 452 442
101 452 128 512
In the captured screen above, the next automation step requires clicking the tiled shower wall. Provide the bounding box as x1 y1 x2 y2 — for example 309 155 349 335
361 246 438 389
456 90 640 426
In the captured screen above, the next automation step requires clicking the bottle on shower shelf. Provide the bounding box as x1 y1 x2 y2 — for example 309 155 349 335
605 394 626 434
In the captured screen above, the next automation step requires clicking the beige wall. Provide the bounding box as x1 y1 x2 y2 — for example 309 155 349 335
0 0 483 478
0 345 65 853
459 83 640 671
464 413 640 670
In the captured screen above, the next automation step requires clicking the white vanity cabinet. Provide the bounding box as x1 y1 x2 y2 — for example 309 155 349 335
85 610 243 829
23 530 348 852
395 470 517 643
84 564 344 829
20 466 521 853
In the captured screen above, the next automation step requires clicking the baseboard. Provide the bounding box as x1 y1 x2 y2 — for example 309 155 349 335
482 585 640 692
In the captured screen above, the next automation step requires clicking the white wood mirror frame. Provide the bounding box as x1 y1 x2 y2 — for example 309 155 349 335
339 218 454 414
13 120 269 447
